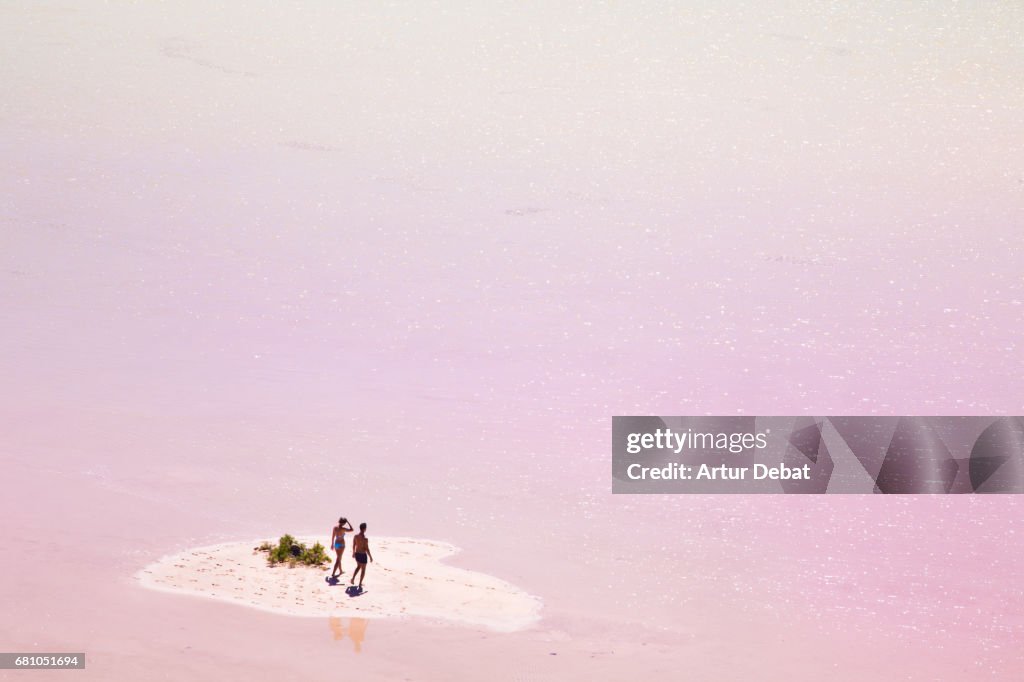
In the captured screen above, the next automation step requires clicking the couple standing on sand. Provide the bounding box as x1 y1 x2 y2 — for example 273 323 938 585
330 517 374 588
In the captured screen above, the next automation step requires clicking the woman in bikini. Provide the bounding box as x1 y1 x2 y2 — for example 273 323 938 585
330 517 354 578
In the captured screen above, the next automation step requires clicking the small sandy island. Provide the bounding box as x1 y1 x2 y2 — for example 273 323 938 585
136 536 540 632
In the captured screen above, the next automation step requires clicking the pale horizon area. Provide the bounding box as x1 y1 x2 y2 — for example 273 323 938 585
2 2 1023 680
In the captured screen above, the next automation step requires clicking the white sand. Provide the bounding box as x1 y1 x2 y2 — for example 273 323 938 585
135 536 541 632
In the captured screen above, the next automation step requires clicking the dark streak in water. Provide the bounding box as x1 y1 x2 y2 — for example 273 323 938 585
504 207 548 217
161 37 259 78
283 141 342 153
763 254 835 267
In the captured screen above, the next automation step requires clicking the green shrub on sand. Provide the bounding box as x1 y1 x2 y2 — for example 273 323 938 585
256 535 329 568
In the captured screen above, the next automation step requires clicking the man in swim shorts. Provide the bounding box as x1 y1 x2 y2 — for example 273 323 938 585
351 522 373 588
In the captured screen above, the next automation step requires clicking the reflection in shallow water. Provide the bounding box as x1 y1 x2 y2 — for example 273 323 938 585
329 617 368 652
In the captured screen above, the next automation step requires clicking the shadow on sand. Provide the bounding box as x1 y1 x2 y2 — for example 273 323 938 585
326 577 365 596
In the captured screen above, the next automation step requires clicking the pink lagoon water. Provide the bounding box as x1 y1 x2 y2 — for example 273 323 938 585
3 2 1024 679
